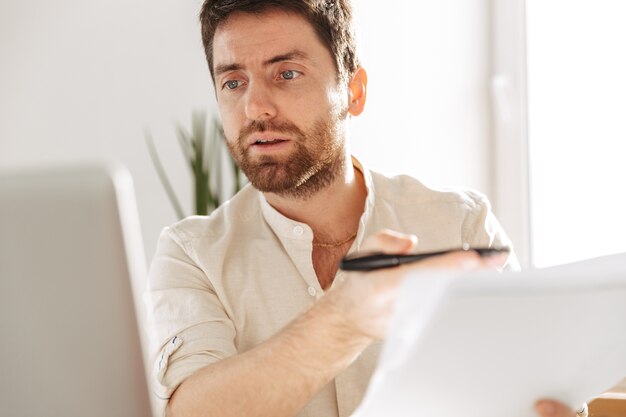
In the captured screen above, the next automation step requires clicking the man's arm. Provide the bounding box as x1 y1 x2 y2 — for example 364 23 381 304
168 291 371 417
167 231 500 417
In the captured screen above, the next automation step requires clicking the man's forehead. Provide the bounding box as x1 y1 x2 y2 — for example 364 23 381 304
215 8 310 39
212 9 322 69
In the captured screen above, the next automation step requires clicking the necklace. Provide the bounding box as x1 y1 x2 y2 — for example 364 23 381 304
312 232 357 248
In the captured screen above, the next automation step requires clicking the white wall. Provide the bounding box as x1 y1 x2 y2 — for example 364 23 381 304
0 0 209 261
352 0 492 196
1 0 493 261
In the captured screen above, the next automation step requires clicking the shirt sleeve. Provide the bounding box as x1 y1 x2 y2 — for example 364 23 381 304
460 190 521 271
144 226 237 416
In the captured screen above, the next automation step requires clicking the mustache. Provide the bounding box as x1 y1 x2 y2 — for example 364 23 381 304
238 120 305 144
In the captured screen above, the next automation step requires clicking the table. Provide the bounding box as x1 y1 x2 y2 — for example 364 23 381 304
589 378 626 417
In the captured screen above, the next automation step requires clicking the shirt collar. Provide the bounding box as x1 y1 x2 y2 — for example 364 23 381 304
259 189 313 245
351 156 375 253
258 156 376 251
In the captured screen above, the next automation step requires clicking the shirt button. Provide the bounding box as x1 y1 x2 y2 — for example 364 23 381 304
307 286 317 297
293 225 304 236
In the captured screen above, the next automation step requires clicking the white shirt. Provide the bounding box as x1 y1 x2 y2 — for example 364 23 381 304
145 159 518 417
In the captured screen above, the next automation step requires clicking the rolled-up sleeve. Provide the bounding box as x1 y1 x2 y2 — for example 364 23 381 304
144 226 237 414
460 190 521 271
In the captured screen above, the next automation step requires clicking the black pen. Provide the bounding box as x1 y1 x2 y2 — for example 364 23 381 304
339 247 509 272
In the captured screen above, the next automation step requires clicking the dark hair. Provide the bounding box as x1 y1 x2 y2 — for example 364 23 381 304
199 0 359 83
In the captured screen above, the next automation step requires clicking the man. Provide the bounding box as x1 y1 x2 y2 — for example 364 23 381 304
145 1 580 416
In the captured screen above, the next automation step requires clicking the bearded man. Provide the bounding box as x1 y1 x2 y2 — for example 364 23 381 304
145 1 580 417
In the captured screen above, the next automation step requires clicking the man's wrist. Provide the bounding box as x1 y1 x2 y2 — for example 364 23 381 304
274 293 373 379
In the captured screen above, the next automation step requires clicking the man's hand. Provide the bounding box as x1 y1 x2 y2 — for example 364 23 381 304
326 229 507 340
536 400 585 417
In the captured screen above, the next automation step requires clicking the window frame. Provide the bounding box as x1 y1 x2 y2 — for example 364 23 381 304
489 0 532 267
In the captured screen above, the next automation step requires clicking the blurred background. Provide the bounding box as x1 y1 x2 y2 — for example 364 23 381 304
1 0 625 268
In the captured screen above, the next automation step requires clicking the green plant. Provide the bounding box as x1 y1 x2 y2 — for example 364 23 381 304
145 111 245 219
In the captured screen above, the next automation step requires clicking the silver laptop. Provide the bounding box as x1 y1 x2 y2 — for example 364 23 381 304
0 163 153 417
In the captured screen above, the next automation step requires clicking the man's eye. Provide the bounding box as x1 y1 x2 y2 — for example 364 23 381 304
279 70 301 81
224 80 242 90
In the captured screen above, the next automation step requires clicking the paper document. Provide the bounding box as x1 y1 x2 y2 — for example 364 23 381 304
352 253 626 417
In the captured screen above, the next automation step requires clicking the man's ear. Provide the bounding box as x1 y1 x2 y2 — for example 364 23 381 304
347 67 368 116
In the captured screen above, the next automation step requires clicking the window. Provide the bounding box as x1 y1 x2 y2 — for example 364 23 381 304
526 1 626 267
492 0 626 267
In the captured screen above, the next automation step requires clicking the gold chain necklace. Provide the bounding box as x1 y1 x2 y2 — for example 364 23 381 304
312 232 357 249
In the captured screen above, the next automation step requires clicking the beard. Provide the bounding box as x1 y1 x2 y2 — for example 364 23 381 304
226 114 347 200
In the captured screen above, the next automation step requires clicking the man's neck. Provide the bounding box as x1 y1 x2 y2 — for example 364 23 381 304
263 154 367 243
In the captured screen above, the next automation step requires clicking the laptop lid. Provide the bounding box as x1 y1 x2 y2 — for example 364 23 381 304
0 163 152 417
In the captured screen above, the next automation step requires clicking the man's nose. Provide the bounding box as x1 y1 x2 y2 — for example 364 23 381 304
244 80 277 121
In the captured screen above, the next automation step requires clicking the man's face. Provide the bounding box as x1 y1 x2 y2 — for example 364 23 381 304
212 9 350 199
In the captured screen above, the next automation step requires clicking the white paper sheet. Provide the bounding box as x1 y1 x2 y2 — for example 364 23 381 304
352 252 626 417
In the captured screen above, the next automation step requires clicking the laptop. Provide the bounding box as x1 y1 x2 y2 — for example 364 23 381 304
0 163 153 417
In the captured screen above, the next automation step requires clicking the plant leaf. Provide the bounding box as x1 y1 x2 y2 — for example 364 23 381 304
175 123 194 166
145 129 186 220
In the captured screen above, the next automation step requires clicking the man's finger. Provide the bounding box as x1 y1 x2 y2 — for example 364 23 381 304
416 250 482 270
535 399 577 417
361 229 418 254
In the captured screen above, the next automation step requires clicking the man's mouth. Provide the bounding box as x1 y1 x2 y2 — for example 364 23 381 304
244 131 292 151
245 135 292 154
254 138 287 145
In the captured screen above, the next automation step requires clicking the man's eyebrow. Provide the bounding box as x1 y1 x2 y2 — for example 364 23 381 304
214 50 311 78
262 50 310 66
214 63 244 78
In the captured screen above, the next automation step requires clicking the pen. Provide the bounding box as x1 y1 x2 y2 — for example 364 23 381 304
339 247 509 272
